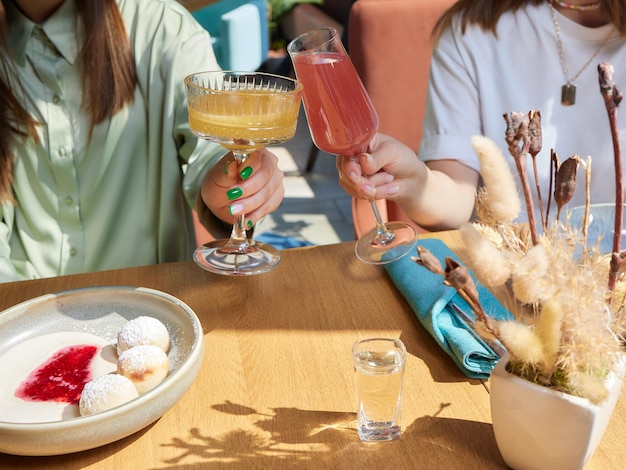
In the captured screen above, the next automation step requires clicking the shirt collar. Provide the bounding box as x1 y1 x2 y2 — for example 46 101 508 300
7 0 81 66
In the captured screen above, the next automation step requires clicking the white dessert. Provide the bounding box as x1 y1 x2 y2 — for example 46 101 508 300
79 373 139 416
117 344 169 395
117 316 170 354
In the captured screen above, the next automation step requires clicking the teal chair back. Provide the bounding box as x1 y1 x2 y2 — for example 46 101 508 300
192 0 269 71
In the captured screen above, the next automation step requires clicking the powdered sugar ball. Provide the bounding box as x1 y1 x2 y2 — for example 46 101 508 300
117 316 170 355
79 374 139 416
117 345 169 395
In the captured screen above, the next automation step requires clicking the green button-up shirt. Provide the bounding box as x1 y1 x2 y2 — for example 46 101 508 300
2 0 226 281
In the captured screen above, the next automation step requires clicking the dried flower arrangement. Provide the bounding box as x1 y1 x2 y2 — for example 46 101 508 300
415 62 625 404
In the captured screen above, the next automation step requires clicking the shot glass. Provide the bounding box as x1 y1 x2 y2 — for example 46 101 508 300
352 337 406 442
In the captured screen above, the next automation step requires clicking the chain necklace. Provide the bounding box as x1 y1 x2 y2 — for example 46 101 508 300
549 2 613 105
552 0 601 11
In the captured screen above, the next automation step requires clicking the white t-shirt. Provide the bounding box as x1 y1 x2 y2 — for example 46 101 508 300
419 2 626 216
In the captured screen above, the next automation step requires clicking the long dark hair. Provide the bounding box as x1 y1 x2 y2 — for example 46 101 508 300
0 0 136 201
434 0 626 38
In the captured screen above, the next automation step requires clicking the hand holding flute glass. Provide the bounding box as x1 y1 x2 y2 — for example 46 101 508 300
287 28 417 264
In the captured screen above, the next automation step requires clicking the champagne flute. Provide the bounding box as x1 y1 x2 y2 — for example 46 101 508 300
185 71 303 275
287 28 417 264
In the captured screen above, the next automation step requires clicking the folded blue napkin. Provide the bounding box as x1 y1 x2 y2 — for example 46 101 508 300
384 238 514 379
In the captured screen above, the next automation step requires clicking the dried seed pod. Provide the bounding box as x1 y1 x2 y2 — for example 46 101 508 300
553 155 580 220
411 246 444 275
444 257 495 331
528 110 545 228
503 112 529 157
444 257 474 295
599 62 623 108
528 110 542 158
444 258 480 309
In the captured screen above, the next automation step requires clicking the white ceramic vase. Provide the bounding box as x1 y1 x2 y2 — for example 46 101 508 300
490 353 624 470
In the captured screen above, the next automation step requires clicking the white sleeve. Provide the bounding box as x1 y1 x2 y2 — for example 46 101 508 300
418 22 485 173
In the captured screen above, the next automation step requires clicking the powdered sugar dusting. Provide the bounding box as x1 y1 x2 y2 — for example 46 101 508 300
117 316 170 354
117 345 169 395
79 374 139 416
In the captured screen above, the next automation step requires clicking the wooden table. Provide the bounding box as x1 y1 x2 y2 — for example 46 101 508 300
0 232 623 469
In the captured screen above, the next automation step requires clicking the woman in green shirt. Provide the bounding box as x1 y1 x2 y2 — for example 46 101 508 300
0 0 286 281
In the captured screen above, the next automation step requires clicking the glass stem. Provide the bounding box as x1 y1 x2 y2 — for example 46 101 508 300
369 201 396 245
226 151 251 250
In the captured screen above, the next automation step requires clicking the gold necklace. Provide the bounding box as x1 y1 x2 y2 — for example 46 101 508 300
549 3 613 106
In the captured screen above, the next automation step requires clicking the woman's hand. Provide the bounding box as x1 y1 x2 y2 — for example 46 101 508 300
201 148 284 229
335 132 479 230
336 132 423 202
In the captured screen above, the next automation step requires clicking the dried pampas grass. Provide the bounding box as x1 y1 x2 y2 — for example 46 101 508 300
471 135 521 225
431 120 624 403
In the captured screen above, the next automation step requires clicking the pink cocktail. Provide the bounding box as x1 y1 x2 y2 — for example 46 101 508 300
292 52 378 157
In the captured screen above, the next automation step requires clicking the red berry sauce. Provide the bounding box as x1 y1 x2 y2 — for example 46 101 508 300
15 345 99 405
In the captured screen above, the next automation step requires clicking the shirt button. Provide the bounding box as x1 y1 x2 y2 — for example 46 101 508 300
53 95 61 104
58 147 66 157
65 196 73 206
69 248 78 257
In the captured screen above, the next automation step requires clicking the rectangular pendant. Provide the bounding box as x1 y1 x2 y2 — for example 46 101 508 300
561 84 576 106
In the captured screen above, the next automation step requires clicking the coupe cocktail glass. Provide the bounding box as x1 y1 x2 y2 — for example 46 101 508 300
185 71 303 275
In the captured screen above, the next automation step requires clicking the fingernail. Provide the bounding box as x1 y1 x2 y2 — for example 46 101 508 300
227 188 243 201
223 160 231 174
362 184 376 197
246 220 253 230
383 174 394 183
349 170 360 183
228 203 243 215
240 166 253 180
386 185 399 196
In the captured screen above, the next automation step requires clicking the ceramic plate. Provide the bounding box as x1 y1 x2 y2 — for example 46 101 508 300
0 286 204 456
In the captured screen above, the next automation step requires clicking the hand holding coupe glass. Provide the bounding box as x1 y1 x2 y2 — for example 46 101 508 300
287 28 417 264
185 71 303 275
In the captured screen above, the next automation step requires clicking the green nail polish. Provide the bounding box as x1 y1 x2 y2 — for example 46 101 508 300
228 203 243 215
240 166 253 180
227 188 243 201
247 220 253 230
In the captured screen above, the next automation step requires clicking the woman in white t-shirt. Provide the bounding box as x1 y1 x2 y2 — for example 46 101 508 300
337 0 626 230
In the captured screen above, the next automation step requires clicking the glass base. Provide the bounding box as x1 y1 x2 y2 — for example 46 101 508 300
193 240 281 276
357 422 401 442
355 222 418 265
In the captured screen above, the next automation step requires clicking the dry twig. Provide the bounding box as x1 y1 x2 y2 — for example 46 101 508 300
528 110 545 228
598 62 624 289
503 112 540 245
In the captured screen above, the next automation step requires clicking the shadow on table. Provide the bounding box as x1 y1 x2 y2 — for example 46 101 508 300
155 401 506 469
0 421 155 468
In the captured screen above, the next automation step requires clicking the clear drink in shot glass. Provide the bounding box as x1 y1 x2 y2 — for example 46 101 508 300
352 337 406 442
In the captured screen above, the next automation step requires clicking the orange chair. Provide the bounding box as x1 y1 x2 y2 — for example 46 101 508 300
348 0 455 238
